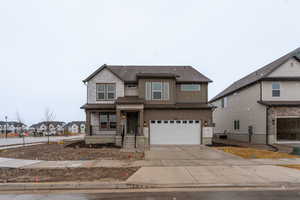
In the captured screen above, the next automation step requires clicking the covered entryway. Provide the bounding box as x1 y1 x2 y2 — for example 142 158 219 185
150 120 201 145
277 118 300 141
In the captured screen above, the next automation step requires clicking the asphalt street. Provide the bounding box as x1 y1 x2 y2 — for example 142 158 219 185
1 190 300 200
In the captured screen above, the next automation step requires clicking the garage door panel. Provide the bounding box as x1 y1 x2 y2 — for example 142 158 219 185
150 120 201 145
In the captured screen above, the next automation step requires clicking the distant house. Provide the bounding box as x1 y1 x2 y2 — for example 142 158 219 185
64 121 86 134
30 121 65 133
0 121 27 133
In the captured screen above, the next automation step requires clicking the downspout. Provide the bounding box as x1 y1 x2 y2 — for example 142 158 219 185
266 106 269 145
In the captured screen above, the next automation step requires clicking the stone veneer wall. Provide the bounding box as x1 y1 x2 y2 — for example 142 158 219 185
268 106 300 144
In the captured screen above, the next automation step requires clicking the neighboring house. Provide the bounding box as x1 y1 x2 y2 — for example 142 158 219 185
81 64 214 150
65 121 86 134
0 121 27 133
210 47 300 144
30 121 65 133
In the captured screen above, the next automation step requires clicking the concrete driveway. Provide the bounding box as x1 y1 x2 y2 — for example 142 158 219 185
146 145 241 160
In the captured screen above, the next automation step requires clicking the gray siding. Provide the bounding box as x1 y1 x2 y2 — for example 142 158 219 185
87 68 125 104
213 83 266 137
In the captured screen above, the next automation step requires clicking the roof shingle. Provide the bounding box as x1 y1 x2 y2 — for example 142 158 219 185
210 47 300 102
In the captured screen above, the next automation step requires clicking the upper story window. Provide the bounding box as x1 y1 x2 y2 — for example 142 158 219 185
145 81 169 100
181 84 201 91
272 82 280 97
126 84 137 88
96 83 116 100
221 97 228 108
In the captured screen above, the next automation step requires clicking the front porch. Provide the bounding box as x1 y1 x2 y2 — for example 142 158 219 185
84 100 148 151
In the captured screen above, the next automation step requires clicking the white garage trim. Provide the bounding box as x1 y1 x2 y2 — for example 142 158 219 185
150 120 201 145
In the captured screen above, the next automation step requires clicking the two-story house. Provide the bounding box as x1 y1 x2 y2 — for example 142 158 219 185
211 48 300 144
65 121 86 134
30 121 65 134
0 121 27 133
81 65 214 150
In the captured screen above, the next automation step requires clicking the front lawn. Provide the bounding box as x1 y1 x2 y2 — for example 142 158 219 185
216 147 299 159
0 167 139 183
0 141 144 161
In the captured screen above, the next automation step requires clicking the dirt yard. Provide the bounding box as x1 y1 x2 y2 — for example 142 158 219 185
0 141 144 161
280 165 300 171
217 147 299 159
0 167 139 183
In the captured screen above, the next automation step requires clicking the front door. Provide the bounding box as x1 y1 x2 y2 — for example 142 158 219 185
126 112 139 135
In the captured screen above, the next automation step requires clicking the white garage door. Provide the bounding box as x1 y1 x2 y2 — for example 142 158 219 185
150 120 201 145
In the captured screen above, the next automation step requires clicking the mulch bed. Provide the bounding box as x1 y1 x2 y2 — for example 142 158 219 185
0 167 139 183
0 141 144 161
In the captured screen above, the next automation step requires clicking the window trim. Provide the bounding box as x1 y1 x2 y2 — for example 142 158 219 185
146 81 170 101
96 83 116 101
180 84 201 91
99 112 117 130
272 82 281 97
151 82 163 100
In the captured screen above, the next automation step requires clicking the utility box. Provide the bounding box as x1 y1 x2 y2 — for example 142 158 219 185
203 127 213 145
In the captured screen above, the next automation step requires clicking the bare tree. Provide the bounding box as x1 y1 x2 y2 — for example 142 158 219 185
44 108 55 144
44 108 55 122
15 111 25 145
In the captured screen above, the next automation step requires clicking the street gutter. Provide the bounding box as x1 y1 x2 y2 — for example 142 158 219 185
0 181 299 191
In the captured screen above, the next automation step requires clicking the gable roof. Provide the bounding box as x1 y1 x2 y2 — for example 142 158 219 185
65 121 85 127
210 47 300 102
0 121 26 127
30 121 65 128
83 65 212 83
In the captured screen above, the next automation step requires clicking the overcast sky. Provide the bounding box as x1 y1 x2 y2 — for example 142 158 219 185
0 0 299 125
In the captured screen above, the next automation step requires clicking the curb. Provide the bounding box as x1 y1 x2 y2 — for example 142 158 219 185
0 182 131 191
0 181 299 191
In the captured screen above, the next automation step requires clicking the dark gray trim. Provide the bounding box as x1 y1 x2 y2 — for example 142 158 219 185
261 77 300 81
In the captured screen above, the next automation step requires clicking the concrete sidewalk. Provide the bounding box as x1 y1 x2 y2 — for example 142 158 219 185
127 165 300 186
2 157 300 168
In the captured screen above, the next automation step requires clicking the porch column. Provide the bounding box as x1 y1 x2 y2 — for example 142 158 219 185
139 109 144 136
86 110 92 136
116 109 121 135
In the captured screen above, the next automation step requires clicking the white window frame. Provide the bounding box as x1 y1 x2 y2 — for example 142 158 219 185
152 82 163 100
272 82 281 97
181 84 201 91
96 83 116 101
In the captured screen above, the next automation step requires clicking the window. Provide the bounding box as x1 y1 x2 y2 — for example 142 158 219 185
152 82 162 100
96 83 116 100
221 97 228 108
234 120 240 130
100 113 116 129
126 84 137 88
181 84 201 91
272 82 280 97
145 82 169 100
